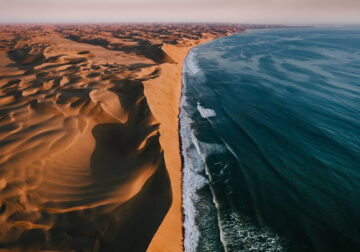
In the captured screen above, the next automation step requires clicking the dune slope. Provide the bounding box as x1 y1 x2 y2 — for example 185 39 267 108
0 25 172 251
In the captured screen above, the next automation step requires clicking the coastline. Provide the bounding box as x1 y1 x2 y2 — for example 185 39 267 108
143 36 215 252
162 27 360 252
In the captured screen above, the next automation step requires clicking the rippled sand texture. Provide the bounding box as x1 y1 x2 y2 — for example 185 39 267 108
0 24 247 251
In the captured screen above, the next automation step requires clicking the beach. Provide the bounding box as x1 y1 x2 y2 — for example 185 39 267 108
0 24 245 251
145 36 221 251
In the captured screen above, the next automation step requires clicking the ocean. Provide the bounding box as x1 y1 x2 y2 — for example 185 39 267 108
180 28 360 252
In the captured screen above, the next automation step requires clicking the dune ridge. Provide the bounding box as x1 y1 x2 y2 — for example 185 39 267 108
0 24 252 251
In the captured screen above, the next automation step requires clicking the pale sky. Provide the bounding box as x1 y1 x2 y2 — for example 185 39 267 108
0 0 360 24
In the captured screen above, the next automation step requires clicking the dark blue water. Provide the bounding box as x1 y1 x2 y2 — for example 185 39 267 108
180 28 360 252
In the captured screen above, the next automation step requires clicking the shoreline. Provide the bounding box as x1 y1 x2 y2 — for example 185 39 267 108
143 36 216 251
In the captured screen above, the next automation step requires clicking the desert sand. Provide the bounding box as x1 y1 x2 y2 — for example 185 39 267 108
0 24 247 251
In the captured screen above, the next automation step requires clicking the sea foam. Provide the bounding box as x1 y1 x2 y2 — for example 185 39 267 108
185 49 202 75
197 102 216 118
180 50 207 252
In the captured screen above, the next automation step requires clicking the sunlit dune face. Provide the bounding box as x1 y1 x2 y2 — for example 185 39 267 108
0 24 171 251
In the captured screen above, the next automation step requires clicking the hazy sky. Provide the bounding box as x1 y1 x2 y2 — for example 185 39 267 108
1 0 359 24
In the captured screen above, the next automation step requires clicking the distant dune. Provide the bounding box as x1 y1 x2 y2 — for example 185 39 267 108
0 24 250 251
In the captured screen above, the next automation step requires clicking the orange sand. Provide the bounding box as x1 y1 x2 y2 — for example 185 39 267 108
0 24 247 251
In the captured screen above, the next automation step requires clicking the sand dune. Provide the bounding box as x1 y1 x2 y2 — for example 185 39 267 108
0 24 248 251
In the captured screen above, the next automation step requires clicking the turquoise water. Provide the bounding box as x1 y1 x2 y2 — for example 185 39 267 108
180 28 360 252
